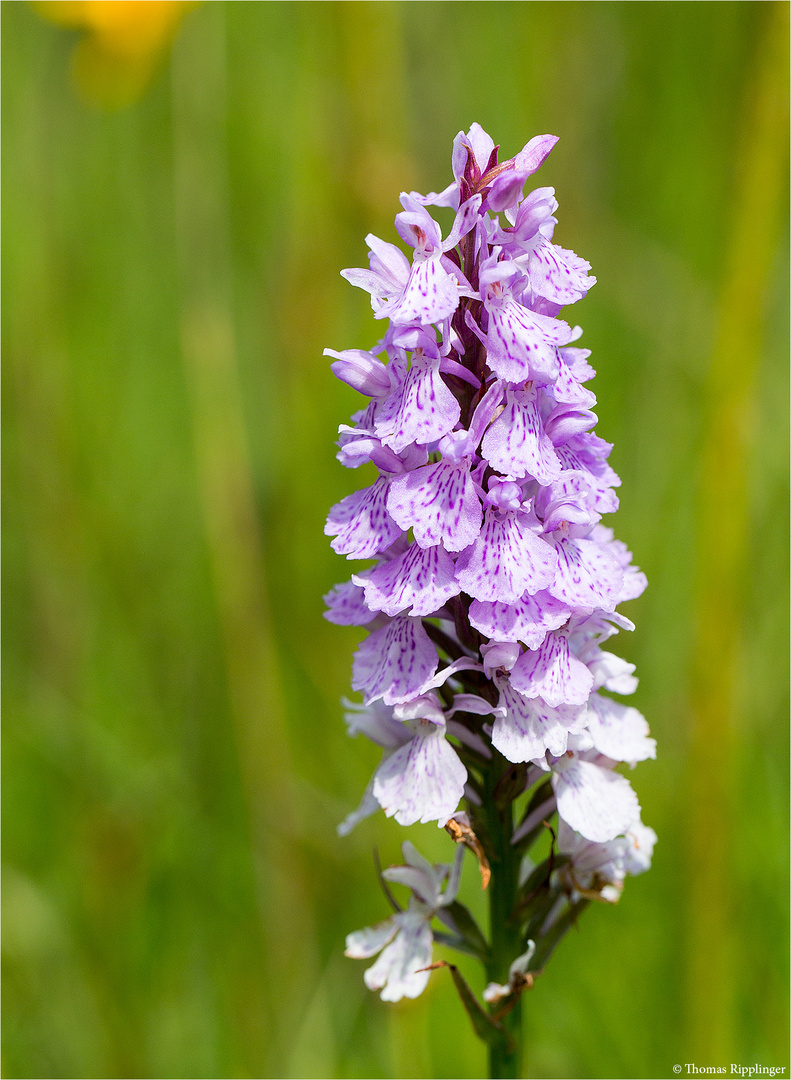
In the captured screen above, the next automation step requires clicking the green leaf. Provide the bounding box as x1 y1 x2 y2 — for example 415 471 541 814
531 899 590 972
508 854 563 926
436 900 490 962
433 930 481 959
523 889 561 944
423 961 511 1050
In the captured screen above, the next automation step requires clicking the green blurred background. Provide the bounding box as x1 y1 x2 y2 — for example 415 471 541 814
3 2 788 1077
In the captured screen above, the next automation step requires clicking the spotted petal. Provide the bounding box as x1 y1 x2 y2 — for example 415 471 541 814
528 238 596 306
387 460 482 553
492 678 586 762
455 509 557 603
480 387 562 484
469 590 571 649
373 720 467 826
352 617 439 705
510 630 594 707
548 535 624 613
486 299 573 384
386 256 460 326
375 352 460 453
325 476 402 559
361 542 460 617
323 579 376 625
551 351 597 409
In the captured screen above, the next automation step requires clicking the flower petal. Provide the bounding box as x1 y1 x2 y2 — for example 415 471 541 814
387 460 482 553
492 679 585 762
325 476 402 559
585 694 656 765
373 721 467 826
553 757 640 842
455 510 557 603
345 915 399 959
323 579 376 625
548 535 624 613
375 352 461 453
480 387 562 484
364 911 434 1001
624 821 658 876
486 299 573 384
386 256 460 326
528 238 596 306
469 590 571 649
352 617 439 705
363 542 460 618
510 631 594 707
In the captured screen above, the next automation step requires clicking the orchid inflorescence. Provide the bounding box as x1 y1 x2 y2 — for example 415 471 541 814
324 124 655 1074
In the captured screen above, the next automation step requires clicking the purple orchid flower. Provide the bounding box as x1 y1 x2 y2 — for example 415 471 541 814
324 126 654 1067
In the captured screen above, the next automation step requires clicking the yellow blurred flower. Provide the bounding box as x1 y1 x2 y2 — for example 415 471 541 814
33 0 199 109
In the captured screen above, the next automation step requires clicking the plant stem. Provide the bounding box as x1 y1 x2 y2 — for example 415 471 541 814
482 752 525 1079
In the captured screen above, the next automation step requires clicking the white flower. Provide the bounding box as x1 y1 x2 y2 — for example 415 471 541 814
345 842 464 1001
336 699 411 837
557 817 657 903
551 751 641 843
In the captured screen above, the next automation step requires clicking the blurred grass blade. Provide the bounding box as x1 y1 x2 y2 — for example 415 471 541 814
687 0 789 1063
422 961 511 1051
170 6 315 1071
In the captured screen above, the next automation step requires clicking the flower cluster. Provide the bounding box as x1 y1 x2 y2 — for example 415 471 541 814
325 124 655 1006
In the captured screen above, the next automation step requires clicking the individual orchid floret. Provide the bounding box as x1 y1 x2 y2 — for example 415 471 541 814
556 820 630 903
386 429 484 553
551 750 641 843
477 255 575 385
544 528 624 613
454 490 558 604
358 540 460 619
492 677 588 763
372 692 468 827
373 333 461 453
480 384 563 484
557 818 657 903
510 628 594 708
493 185 596 306
343 194 479 328
345 842 464 1001
324 475 403 560
351 615 439 705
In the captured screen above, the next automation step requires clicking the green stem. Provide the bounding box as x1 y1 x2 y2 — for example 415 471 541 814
481 752 525 1079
